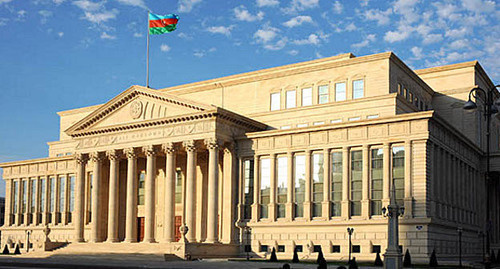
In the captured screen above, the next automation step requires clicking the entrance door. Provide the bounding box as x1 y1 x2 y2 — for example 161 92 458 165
175 216 181 242
137 217 144 242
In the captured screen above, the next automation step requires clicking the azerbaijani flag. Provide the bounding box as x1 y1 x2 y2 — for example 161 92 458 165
149 13 179 35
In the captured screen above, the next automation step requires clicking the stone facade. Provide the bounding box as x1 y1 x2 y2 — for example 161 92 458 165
1 52 499 263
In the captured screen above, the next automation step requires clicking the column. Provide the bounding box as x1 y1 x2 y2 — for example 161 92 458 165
251 155 260 222
205 138 219 243
361 145 370 218
382 143 391 208
286 152 293 221
304 150 312 220
268 153 277 221
341 147 349 220
183 140 197 242
106 150 120 243
5 179 11 226
74 154 87 242
43 176 50 226
162 143 176 243
322 149 331 219
404 140 412 218
222 143 237 244
143 145 157 243
428 142 436 218
124 148 138 243
90 152 102 243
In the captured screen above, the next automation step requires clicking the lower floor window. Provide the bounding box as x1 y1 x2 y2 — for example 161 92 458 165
260 245 268 252
332 245 341 253
352 245 361 253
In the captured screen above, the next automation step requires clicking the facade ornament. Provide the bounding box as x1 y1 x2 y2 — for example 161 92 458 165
183 140 197 152
143 145 158 157
204 138 220 150
106 150 121 161
89 152 103 163
124 148 138 159
74 153 88 165
129 100 143 119
162 142 177 154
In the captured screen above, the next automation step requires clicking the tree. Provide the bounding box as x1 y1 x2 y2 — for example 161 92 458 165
14 244 21 255
374 251 383 266
403 249 412 267
316 246 327 269
429 249 438 267
270 247 278 262
292 247 299 263
2 245 9 255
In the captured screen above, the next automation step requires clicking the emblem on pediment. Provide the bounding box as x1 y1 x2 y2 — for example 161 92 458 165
130 100 143 119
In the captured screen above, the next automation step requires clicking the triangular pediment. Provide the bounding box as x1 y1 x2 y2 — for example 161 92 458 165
65 85 214 136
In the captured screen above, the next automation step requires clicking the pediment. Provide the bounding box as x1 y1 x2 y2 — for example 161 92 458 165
66 85 214 136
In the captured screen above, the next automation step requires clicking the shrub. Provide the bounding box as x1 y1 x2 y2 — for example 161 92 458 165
429 249 438 267
374 251 383 266
403 249 411 267
2 245 9 255
292 247 299 263
14 244 20 255
316 246 326 265
490 250 497 263
283 263 291 269
270 247 278 262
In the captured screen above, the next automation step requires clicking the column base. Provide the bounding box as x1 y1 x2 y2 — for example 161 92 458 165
105 239 119 243
124 238 137 243
383 251 403 269
205 239 219 244
142 239 156 243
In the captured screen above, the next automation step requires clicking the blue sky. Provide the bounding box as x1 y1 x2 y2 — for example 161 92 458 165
0 0 499 196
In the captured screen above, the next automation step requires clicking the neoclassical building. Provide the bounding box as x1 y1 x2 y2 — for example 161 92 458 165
1 52 499 263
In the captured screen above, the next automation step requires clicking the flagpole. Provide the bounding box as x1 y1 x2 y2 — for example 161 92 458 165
146 11 150 88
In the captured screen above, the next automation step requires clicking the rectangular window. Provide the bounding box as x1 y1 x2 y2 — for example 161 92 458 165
13 181 18 214
302 87 312 106
277 156 287 218
318 85 329 104
260 158 271 219
331 152 342 217
39 178 46 213
138 171 145 206
313 121 325 126
352 245 361 253
335 82 346 101
348 116 361 121
286 90 296 109
371 148 383 216
297 123 308 128
330 119 342 124
270 92 280 111
175 169 182 204
22 180 27 214
243 160 254 219
312 153 324 217
353 79 364 99
30 179 36 213
350 150 362 216
260 245 268 252
392 146 405 206
280 125 291 130
367 114 379 119
278 245 285 252
295 245 303 252
49 177 55 213
59 176 66 213
69 175 75 212
87 173 92 223
313 245 322 252
294 155 306 218
332 245 341 253
372 245 381 253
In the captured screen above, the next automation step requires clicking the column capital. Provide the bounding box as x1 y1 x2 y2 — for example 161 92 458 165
74 153 88 165
124 148 138 159
204 138 221 150
89 152 103 163
106 150 121 161
183 140 197 152
143 145 158 157
162 142 177 154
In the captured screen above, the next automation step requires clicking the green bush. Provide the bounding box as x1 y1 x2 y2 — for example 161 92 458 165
429 249 438 267
403 249 411 267
374 251 383 266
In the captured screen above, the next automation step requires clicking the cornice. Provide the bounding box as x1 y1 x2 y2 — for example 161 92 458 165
415 61 478 75
0 156 74 168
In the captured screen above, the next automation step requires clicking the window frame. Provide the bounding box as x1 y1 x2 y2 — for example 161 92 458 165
318 84 329 104
270 92 281 111
334 82 347 102
301 87 313 106
286 90 297 109
352 79 364 99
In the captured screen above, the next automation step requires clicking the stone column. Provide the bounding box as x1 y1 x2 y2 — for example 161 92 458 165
124 148 138 243
162 143 176 243
106 150 120 243
382 143 391 208
322 149 330 219
5 179 11 226
304 150 312 220
361 145 370 218
74 154 87 242
43 177 50 226
251 155 260 222
90 152 102 243
268 153 277 221
222 143 237 244
286 152 293 220
404 140 412 218
143 145 157 243
205 138 220 243
183 140 197 242
341 147 349 220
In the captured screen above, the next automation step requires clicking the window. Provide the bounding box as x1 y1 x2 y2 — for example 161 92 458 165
392 146 405 206
69 175 75 223
352 245 361 253
302 87 312 106
297 123 308 128
13 181 18 215
138 171 145 206
244 245 252 252
350 150 362 216
335 82 346 101
30 179 36 224
277 156 287 218
348 116 361 121
295 245 303 252
371 149 383 216
367 114 379 119
372 245 381 253
87 173 92 223
22 180 27 214
397 83 402 95
312 153 324 217
260 245 269 252
353 79 364 99
49 177 55 223
278 245 285 252
313 245 322 252
280 125 291 130
294 155 306 218
59 176 66 213
330 119 342 124
318 85 329 104
39 178 46 213
331 152 342 217
332 245 341 253
409 92 413 102
270 92 280 111
243 160 254 219
175 169 182 204
260 158 271 219
313 121 325 126
286 90 296 109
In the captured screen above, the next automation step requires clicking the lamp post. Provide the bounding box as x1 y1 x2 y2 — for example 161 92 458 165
458 227 463 268
243 226 252 260
347 227 354 262
382 180 405 269
463 84 500 268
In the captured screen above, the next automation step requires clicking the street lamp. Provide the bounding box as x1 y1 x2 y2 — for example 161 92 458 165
382 180 405 269
463 84 500 267
458 227 463 268
347 227 354 262
243 226 252 260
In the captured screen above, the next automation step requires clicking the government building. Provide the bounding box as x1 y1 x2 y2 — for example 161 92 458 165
1 52 499 263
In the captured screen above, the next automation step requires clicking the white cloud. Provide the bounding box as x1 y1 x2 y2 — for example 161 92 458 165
293 33 320 45
345 22 357 31
0 0 13 4
287 49 299 56
133 32 142 38
73 0 102 12
384 28 411 43
0 18 8 26
352 34 376 49
448 39 469 50
264 37 287 50
16 10 26 20
433 2 461 20
360 0 369 7
411 46 423 59
178 0 202 13
194 51 205 58
100 32 116 39
393 0 420 23
282 0 319 14
254 24 279 43
283 15 313 28
461 0 495 13
53 0 65 4
160 44 171 52
58 32 64 37
422 33 443 45
178 32 192 39
193 47 216 58
333 1 343 14
82 9 118 24
207 25 235 36
38 10 53 24
257 0 279 7
234 6 264 22
445 27 469 39
116 0 147 9
364 8 392 26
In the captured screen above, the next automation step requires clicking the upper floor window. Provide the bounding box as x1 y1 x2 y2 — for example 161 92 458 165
22 180 27 214
302 87 312 106
318 85 329 104
175 169 183 204
335 82 346 102
13 181 18 215
286 90 296 109
243 160 254 219
270 92 280 111
353 79 364 99
260 158 271 219
138 171 145 206
277 156 288 218
49 176 56 213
